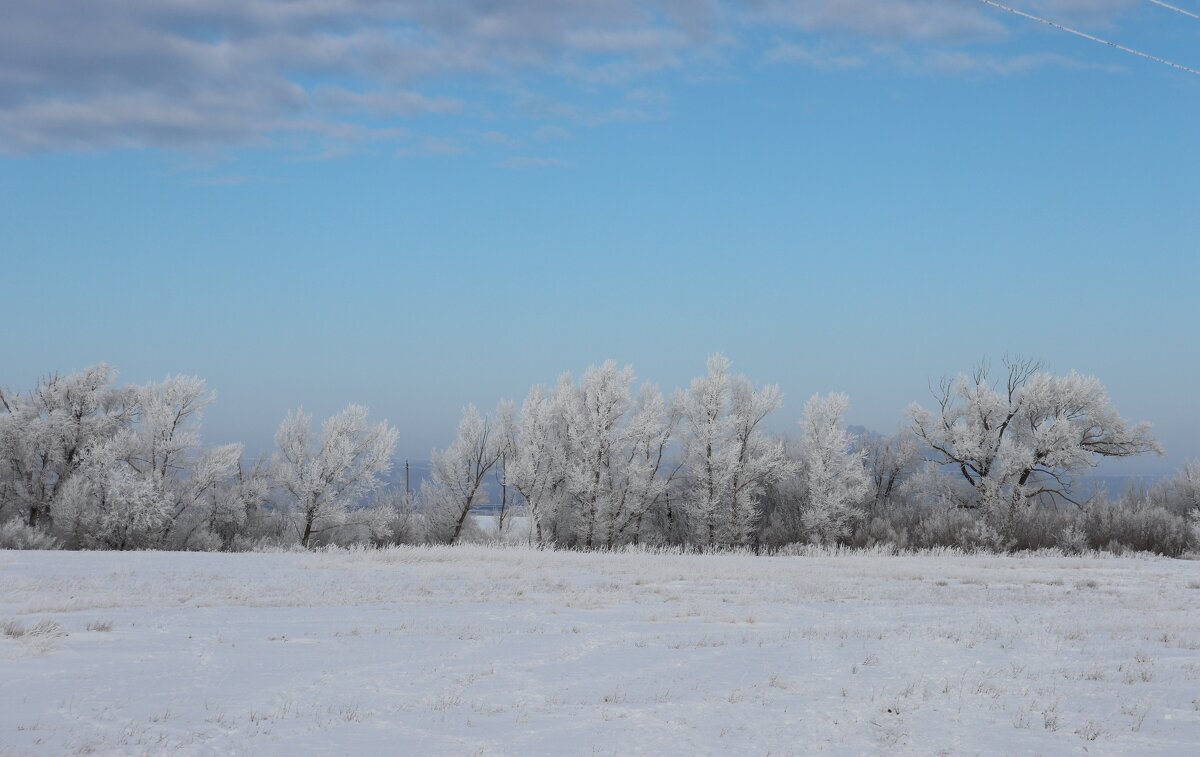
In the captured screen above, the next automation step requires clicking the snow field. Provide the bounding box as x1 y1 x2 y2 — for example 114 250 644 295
2 545 1199 755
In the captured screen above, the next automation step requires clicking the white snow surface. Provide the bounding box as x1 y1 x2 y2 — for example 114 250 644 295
2 545 1199 755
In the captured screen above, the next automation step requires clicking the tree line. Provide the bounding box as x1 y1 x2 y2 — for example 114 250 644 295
1 356 1197 555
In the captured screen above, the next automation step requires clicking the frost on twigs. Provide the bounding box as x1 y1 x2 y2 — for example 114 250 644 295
908 356 1160 528
676 354 791 549
797 392 870 545
273 404 399 548
0 356 1184 555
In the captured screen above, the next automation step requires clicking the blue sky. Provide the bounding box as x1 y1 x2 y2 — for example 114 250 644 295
1 1 1197 471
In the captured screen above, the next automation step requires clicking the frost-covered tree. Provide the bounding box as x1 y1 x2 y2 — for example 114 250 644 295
752 442 804 549
726 371 791 543
273 404 398 548
676 354 790 548
124 376 213 479
368 488 424 546
798 393 869 544
32 373 250 550
561 361 636 549
193 456 272 550
860 428 919 513
1185 458 1200 547
1169 460 1200 511
508 382 569 545
599 383 677 548
423 402 510 545
0 364 132 529
676 355 731 547
492 402 520 538
1148 460 1200 549
514 362 679 549
908 357 1160 521
90 453 168 550
115 376 243 547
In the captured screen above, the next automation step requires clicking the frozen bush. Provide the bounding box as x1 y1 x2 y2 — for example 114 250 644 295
0 519 60 550
912 508 1001 551
183 527 224 552
1002 507 1070 551
1058 524 1089 555
852 516 910 551
1080 499 1190 557
368 491 425 546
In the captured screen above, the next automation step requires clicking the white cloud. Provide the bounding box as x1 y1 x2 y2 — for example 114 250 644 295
748 0 1004 42
918 49 1123 76
764 42 866 70
0 0 1145 154
313 88 464 116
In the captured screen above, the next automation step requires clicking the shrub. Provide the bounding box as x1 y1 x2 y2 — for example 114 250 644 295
1058 524 1089 555
1080 499 1191 557
854 516 910 551
0 519 60 550
911 508 1011 551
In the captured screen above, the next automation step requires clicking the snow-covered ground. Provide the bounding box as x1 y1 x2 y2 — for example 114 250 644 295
2 546 1199 755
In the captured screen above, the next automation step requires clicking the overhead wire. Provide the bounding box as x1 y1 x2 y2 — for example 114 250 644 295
976 0 1200 76
1146 0 1200 21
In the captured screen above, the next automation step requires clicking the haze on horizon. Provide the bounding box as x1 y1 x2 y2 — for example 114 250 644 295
1 0 1197 474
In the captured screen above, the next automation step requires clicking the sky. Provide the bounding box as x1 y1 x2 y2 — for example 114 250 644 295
1 0 1197 473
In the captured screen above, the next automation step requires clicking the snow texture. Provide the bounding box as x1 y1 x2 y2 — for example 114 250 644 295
2 546 1199 755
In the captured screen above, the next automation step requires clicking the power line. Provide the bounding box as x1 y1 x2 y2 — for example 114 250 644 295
977 0 1200 76
1147 0 1200 21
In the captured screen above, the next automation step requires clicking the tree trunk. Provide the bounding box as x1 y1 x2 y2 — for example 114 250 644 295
498 472 508 535
301 510 316 548
27 503 51 531
705 442 716 550
585 462 601 550
665 492 673 543
450 501 471 544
